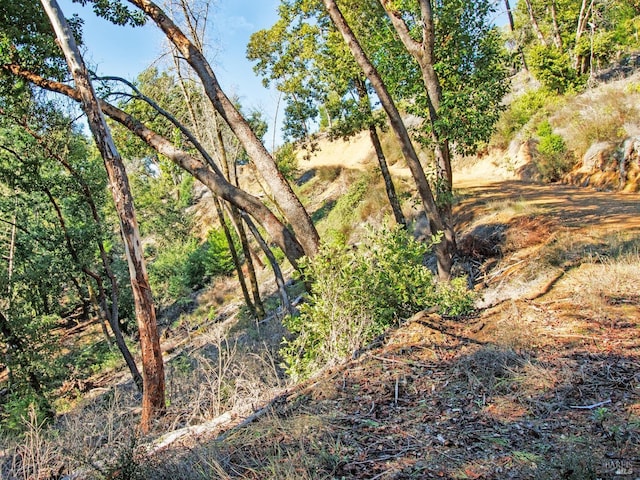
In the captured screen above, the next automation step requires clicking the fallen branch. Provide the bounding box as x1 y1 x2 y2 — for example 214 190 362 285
149 411 233 453
568 399 612 410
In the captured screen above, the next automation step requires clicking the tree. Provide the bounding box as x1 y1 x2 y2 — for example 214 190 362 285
3 63 309 268
0 102 143 391
514 0 640 89
247 1 406 226
0 184 60 425
121 0 320 259
321 0 453 278
379 0 508 249
39 0 164 432
109 67 267 318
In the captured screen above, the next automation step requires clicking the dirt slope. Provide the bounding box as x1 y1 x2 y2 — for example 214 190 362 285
140 141 640 479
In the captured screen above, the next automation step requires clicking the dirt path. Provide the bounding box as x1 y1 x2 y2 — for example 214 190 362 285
456 179 640 234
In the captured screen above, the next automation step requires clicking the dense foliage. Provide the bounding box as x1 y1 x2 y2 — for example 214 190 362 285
0 99 118 431
281 226 475 381
513 0 640 92
248 0 509 156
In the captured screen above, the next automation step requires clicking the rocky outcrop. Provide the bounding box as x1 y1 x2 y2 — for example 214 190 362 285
565 137 640 192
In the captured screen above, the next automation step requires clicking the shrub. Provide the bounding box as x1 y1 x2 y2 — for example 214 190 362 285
492 87 554 148
321 174 370 241
275 142 299 181
202 228 236 279
149 229 236 305
436 277 477 317
280 226 476 381
177 174 194 208
534 121 574 182
148 239 197 303
527 45 584 94
0 391 53 436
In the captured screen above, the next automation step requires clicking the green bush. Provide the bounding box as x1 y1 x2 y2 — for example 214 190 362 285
149 229 236 304
280 226 476 381
535 121 574 182
492 88 554 148
0 390 53 436
527 45 584 94
321 174 370 241
436 277 477 317
177 174 194 208
203 228 236 278
148 239 196 303
275 142 299 182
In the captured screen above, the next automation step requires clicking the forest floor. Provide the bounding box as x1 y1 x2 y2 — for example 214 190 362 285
136 154 640 479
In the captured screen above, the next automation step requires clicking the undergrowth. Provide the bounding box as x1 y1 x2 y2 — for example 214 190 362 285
281 225 476 381
535 120 575 182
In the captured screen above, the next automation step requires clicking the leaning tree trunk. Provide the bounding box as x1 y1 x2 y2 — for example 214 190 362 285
575 0 595 72
211 112 265 318
549 0 563 49
4 64 307 268
504 0 529 71
43 186 144 392
213 197 257 317
524 0 548 46
40 0 164 432
169 52 259 316
240 212 293 317
127 0 320 259
322 0 452 279
354 78 406 227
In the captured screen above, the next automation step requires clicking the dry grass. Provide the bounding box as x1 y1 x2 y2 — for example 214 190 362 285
482 196 547 221
0 303 290 479
552 82 640 160
549 236 640 327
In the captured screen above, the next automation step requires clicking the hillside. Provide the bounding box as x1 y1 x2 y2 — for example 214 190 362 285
2 76 640 480
126 146 640 479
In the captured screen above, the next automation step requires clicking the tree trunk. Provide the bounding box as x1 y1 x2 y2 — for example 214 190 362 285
213 197 256 317
88 282 113 342
170 64 259 317
504 0 529 71
524 0 548 46
43 185 144 392
233 205 265 318
323 0 452 279
575 0 594 71
240 212 293 317
86 270 144 392
549 0 563 49
212 113 265 318
368 124 406 226
40 0 164 432
127 0 320 259
354 78 405 227
380 0 457 253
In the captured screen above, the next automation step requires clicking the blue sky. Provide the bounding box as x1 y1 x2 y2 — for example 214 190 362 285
59 0 283 147
56 0 509 149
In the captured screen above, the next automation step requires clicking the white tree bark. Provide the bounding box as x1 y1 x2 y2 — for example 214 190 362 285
39 0 165 433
